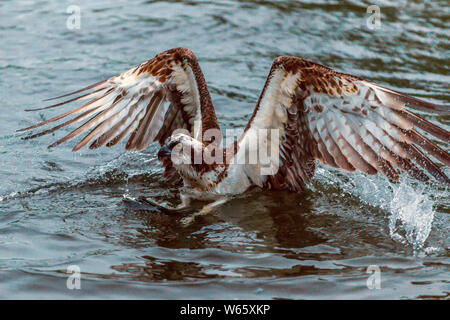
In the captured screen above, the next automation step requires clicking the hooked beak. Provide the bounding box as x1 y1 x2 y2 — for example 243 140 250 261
157 144 171 161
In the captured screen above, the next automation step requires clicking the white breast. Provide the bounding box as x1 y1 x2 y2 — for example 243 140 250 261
212 163 253 195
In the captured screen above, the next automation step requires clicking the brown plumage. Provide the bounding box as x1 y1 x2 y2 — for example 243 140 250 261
244 56 449 190
17 48 450 196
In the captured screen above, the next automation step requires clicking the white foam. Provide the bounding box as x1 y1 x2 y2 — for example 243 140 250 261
314 166 442 250
387 179 435 250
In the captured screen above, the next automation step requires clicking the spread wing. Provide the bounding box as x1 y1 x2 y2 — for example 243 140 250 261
18 48 219 151
244 56 449 191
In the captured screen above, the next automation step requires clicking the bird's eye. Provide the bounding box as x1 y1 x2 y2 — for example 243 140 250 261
174 143 183 151
167 139 180 149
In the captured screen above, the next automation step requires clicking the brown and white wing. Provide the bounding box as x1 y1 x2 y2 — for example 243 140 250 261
245 56 449 191
18 48 219 151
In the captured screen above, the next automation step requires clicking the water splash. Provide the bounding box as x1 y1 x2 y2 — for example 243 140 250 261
0 151 161 203
314 166 443 250
387 180 434 250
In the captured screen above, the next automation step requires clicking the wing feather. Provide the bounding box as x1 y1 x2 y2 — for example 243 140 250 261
25 86 109 112
71 94 134 151
42 80 108 102
18 48 219 154
405 130 450 166
88 94 141 149
245 56 449 189
49 93 125 150
365 82 449 114
18 88 114 132
317 115 355 170
315 130 339 168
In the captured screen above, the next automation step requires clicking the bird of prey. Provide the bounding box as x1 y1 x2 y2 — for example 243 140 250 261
18 47 449 214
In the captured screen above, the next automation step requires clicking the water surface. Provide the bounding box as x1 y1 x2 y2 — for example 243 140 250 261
0 0 449 299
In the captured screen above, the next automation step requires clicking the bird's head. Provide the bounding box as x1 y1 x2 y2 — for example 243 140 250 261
157 132 204 172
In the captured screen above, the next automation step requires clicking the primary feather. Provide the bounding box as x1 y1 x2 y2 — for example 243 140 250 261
18 48 450 195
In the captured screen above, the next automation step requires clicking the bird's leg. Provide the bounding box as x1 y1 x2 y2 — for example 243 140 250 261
180 197 230 226
123 194 191 214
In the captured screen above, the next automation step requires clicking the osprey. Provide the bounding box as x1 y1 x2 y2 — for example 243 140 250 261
18 48 449 215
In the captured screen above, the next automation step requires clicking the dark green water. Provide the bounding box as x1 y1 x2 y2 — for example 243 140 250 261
0 0 448 299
